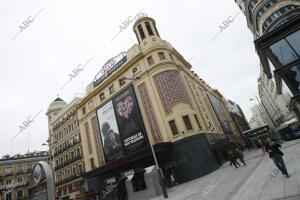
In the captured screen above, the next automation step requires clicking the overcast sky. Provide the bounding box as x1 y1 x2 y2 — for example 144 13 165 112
0 0 261 156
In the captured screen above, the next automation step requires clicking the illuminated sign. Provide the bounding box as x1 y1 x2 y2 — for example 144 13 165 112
0 181 26 190
93 52 127 87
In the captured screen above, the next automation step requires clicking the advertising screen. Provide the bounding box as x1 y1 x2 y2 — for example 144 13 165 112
96 85 148 162
97 101 124 162
113 85 148 154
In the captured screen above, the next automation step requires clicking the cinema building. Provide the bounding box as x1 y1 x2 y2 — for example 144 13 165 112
0 151 49 200
76 16 242 198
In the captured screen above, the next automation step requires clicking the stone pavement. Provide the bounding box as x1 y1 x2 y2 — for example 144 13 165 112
151 139 300 200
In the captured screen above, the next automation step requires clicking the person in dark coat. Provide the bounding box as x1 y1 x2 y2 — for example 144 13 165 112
235 148 246 166
228 150 240 168
265 137 289 177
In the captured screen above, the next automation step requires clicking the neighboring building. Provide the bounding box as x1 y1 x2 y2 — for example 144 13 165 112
234 0 300 119
46 97 86 200
258 69 295 126
249 104 268 129
226 99 250 134
0 151 49 200
75 16 242 198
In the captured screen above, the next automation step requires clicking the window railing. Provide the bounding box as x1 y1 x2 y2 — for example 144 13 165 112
54 154 82 170
54 138 81 156
55 171 85 187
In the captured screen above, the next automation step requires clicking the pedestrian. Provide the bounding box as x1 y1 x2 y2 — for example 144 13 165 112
228 150 240 168
265 137 289 178
235 148 246 166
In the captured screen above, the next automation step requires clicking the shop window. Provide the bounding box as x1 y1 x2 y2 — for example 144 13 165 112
138 24 145 40
194 114 202 130
145 21 154 36
131 169 147 192
183 115 193 131
147 56 154 65
169 120 179 135
158 52 165 60
282 64 300 94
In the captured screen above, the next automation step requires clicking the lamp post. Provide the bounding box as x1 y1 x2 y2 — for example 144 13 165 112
119 69 168 198
42 139 57 169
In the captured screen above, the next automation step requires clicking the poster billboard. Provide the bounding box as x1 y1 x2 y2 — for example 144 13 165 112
207 93 232 133
96 85 148 162
113 85 148 154
97 101 124 162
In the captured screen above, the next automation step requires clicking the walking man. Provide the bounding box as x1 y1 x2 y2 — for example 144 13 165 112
235 148 246 166
228 150 240 168
265 137 289 177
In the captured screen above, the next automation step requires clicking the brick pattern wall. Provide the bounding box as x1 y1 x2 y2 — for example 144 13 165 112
154 70 191 113
138 83 163 143
91 116 105 165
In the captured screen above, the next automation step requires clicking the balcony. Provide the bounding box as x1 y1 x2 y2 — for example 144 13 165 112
54 154 82 171
15 170 24 175
26 168 32 174
5 172 13 176
55 171 84 187
54 139 81 157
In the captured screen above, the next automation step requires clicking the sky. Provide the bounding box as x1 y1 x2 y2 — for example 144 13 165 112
0 0 261 156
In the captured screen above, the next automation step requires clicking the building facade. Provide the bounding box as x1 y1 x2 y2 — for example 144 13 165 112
74 16 242 198
234 0 300 119
258 68 295 126
226 99 250 133
46 97 86 200
249 104 268 128
0 151 49 200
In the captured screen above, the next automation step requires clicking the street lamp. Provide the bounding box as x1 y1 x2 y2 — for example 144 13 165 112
119 69 168 198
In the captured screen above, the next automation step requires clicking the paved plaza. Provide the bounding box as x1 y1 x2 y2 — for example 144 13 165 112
151 139 300 200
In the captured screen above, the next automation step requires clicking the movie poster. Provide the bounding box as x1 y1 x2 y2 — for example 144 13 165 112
207 93 232 133
112 85 148 154
96 101 124 162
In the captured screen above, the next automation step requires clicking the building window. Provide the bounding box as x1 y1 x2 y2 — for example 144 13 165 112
153 24 160 37
6 192 12 200
145 21 154 36
147 56 154 65
100 92 105 101
138 24 145 40
169 120 179 136
183 115 193 131
82 107 86 115
119 78 126 86
169 53 174 61
17 190 23 199
158 52 165 60
84 122 93 154
262 5 299 32
109 84 115 94
90 158 95 170
17 177 22 182
194 114 202 130
88 101 94 109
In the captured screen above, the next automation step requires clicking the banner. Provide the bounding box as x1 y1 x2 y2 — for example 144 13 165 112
97 101 124 162
207 93 232 133
113 85 148 154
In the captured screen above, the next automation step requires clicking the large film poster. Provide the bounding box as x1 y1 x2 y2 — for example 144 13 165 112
207 93 232 133
112 85 148 155
97 101 124 162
